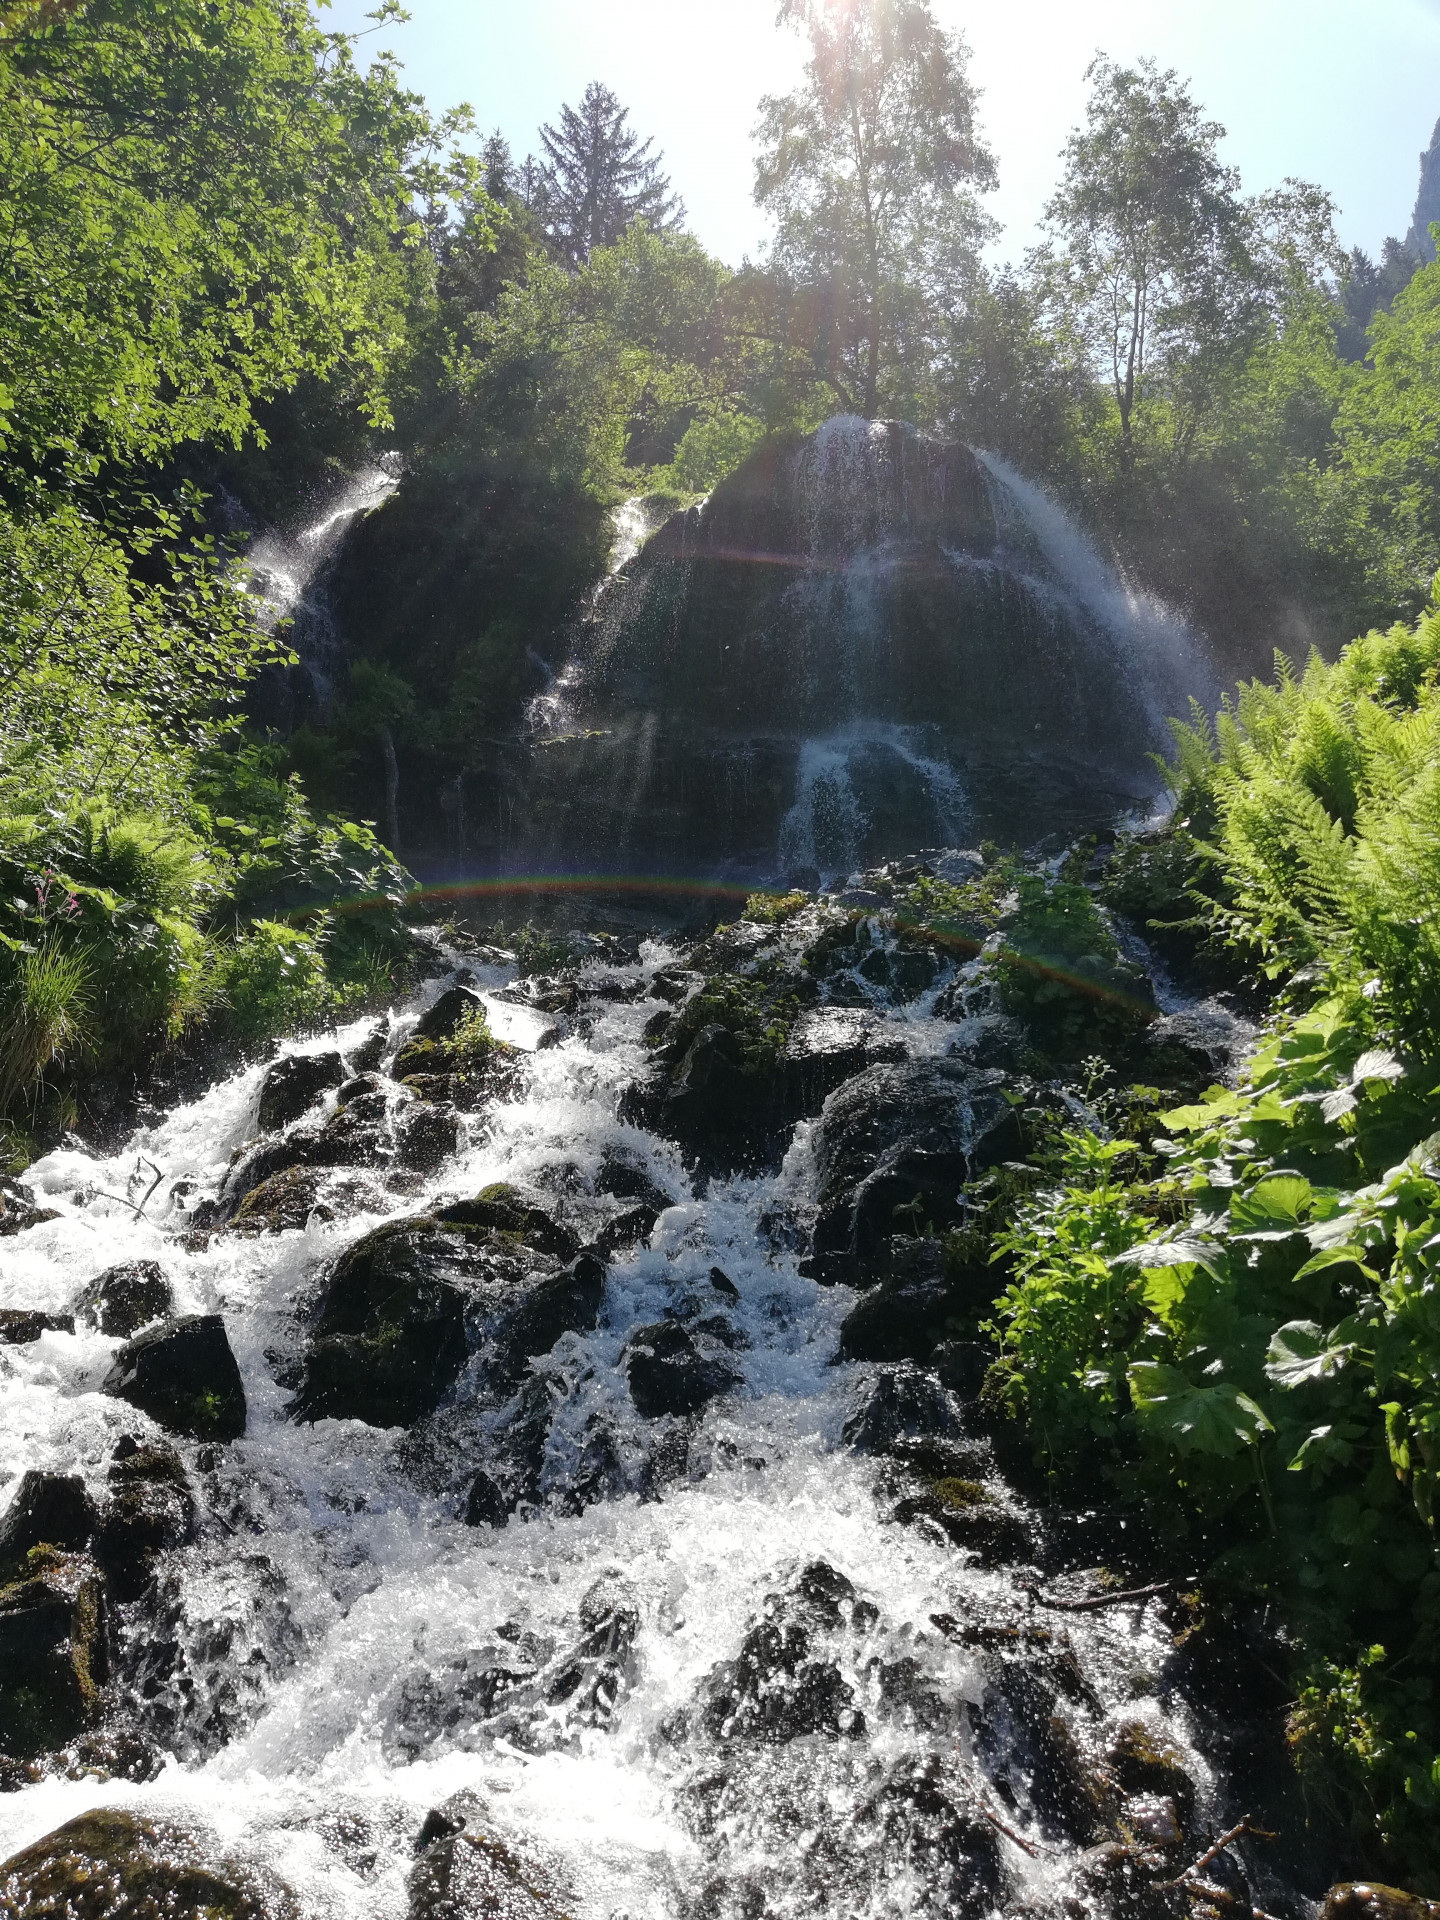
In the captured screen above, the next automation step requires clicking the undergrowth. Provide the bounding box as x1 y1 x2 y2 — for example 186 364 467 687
989 603 1440 1887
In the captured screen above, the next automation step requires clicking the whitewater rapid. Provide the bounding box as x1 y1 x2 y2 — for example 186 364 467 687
0 942 1211 1918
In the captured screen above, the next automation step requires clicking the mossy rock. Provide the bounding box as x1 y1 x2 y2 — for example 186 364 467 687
435 1184 579 1260
97 1437 196 1602
1105 1718 1197 1819
0 1548 110 1759
0 1808 297 1917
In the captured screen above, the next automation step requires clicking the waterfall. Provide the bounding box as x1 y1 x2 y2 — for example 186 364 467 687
241 459 401 724
977 452 1216 732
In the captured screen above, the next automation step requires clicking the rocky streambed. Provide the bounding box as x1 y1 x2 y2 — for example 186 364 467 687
0 858 1398 1919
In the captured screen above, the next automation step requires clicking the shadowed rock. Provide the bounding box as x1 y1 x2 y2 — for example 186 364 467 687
625 1320 741 1419
0 1472 96 1579
257 1051 346 1132
103 1316 247 1442
79 1260 173 1337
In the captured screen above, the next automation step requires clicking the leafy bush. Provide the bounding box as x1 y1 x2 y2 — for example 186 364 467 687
991 606 1440 1885
743 890 809 925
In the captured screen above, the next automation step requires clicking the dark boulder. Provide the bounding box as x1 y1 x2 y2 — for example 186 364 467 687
806 1060 1022 1282
227 1166 330 1236
0 1809 296 1918
491 1254 606 1393
408 1796 569 1920
851 1755 1004 1917
96 1437 196 1600
436 1184 580 1261
0 1174 59 1236
837 1239 1001 1363
218 1103 393 1218
0 1549 110 1758
592 1203 657 1258
257 1050 346 1132
0 1472 97 1578
0 1307 74 1343
102 1315 247 1442
625 1320 741 1419
79 1260 173 1337
842 1363 961 1454
292 1221 472 1428
395 1102 462 1173
463 1471 510 1529
701 1561 866 1745
415 985 486 1044
709 1266 741 1302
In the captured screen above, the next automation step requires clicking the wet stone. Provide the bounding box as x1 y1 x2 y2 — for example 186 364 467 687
102 1314 247 1442
1322 1888 1440 1920
804 1059 1023 1282
395 1101 462 1173
0 1808 297 1919
408 1794 568 1920
78 1260 173 1337
0 1549 111 1759
843 1363 962 1454
0 1174 59 1236
257 1050 345 1132
97 1436 197 1601
0 1472 97 1579
463 1470 510 1529
413 986 486 1044
625 1320 742 1419
0 1307 74 1344
700 1562 867 1746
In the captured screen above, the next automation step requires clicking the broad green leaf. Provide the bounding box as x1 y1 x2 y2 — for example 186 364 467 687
1111 1234 1224 1280
1290 1246 1379 1284
1231 1174 1313 1234
1128 1363 1273 1456
1265 1320 1353 1387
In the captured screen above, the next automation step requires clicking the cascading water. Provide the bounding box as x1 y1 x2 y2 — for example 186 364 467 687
242 460 401 727
976 454 1216 737
520 419 1214 877
0 908 1293 1918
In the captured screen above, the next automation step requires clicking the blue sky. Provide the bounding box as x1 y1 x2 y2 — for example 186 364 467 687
322 0 1440 267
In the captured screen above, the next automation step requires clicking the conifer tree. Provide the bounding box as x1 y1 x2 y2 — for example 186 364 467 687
537 81 683 267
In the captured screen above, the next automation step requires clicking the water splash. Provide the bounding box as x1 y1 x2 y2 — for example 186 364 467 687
779 726 969 885
978 452 1216 731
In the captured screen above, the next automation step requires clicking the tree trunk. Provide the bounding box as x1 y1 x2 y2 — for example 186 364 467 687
377 725 401 857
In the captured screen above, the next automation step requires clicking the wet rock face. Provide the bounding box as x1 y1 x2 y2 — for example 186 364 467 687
257 1050 346 1132
98 1437 197 1601
1323 1887 1440 1920
292 1221 472 1428
0 1307 74 1343
702 1562 868 1746
0 1549 110 1758
525 419 1179 870
408 1794 570 1920
806 1059 1023 1282
102 1315 247 1442
843 1364 963 1455
0 1472 97 1577
0 1809 296 1918
0 1174 59 1235
292 1194 600 1429
79 1260 173 1337
625 1319 742 1419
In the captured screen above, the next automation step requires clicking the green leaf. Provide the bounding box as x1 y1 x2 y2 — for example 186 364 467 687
1231 1174 1313 1234
1265 1320 1354 1387
1128 1362 1273 1455
1290 1246 1379 1284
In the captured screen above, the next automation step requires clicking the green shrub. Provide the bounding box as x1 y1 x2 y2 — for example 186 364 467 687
211 922 334 1043
743 890 809 925
989 606 1440 1885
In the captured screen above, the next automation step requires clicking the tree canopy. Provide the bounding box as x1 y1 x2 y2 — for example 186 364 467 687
536 81 683 268
754 0 995 419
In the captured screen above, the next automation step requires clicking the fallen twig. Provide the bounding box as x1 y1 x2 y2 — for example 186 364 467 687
974 1800 1040 1858
94 1157 165 1219
1026 1580 1171 1613
1158 1817 1276 1892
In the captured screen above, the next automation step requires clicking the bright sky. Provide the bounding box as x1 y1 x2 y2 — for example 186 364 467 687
322 0 1440 267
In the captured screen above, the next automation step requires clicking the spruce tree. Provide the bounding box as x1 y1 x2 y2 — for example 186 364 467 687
537 82 683 267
